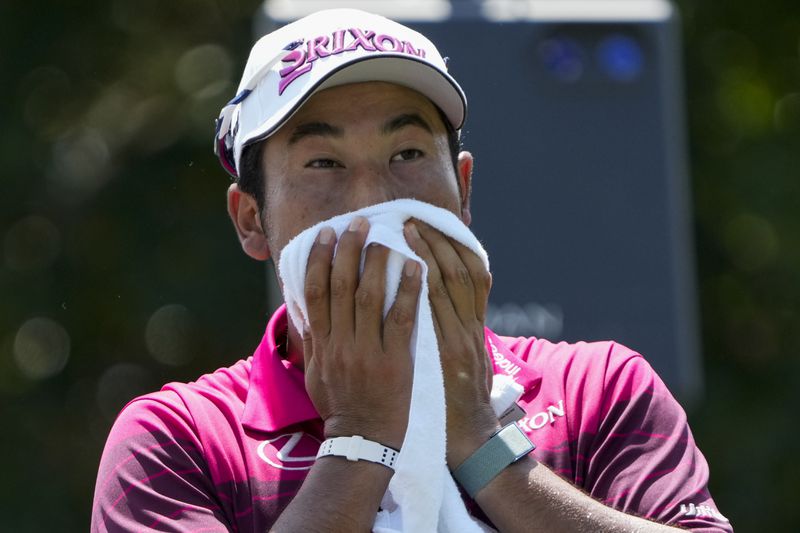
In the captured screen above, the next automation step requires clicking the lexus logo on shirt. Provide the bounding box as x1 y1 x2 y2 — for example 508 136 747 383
257 432 321 471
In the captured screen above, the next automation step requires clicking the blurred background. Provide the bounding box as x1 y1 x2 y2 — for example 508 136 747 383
1 0 798 531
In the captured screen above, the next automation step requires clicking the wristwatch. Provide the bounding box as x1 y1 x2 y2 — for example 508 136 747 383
316 435 399 470
453 422 535 498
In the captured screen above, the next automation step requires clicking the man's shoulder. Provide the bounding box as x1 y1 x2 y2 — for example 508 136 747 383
92 358 256 532
493 333 669 433
164 355 254 405
109 357 253 440
497 333 645 381
493 334 656 432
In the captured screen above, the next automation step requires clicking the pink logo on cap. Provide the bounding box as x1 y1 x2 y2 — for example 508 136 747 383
279 28 427 95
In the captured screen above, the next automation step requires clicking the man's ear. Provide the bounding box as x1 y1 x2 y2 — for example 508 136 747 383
227 183 270 261
457 151 474 226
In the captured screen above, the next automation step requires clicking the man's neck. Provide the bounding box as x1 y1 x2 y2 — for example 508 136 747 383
284 322 306 370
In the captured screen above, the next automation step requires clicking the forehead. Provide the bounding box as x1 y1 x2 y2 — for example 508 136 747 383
277 81 445 131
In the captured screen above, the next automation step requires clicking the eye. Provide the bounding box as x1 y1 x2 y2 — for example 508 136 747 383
391 149 424 162
306 158 343 169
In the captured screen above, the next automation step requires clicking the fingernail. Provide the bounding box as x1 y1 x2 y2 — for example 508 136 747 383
318 227 334 245
405 223 420 240
348 216 367 232
404 259 418 277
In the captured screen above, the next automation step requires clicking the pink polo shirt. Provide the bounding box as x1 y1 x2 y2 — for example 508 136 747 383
91 305 732 532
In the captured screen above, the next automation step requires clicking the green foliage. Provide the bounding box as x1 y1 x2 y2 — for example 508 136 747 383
1 1 268 530
1 1 797 531
677 2 800 530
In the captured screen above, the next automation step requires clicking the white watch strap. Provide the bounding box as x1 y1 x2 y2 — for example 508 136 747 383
316 435 399 470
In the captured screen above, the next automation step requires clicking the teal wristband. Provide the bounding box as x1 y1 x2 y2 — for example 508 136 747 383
452 423 535 498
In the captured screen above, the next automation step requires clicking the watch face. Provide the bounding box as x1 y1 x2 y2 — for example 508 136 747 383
454 423 537 498
501 423 536 459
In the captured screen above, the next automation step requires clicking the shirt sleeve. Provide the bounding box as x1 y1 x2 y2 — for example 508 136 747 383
91 393 230 532
579 345 732 532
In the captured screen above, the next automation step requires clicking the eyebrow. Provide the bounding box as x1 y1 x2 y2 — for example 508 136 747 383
382 113 434 135
287 113 433 145
287 121 344 145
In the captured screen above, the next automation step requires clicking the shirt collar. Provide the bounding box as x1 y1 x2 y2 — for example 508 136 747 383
242 305 543 433
242 304 319 433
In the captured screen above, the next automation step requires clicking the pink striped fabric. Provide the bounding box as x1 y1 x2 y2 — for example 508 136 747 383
91 305 731 532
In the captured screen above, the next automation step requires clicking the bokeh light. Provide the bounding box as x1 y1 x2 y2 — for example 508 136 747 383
145 303 195 366
175 44 233 98
13 317 71 380
596 34 644 82
716 71 774 137
48 127 111 201
538 36 585 83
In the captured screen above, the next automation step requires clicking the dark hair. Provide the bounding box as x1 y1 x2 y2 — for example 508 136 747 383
236 106 463 215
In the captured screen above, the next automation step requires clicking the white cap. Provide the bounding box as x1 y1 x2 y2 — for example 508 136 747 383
214 8 467 177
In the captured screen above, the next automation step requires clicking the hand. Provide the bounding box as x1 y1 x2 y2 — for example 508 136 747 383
404 220 501 469
302 217 422 450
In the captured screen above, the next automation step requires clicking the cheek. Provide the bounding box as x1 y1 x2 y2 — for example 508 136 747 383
402 157 461 206
265 178 346 245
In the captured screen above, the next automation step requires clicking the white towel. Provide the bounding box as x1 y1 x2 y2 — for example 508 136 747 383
278 199 523 532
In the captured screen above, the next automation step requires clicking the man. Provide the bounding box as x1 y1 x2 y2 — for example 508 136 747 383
92 8 732 532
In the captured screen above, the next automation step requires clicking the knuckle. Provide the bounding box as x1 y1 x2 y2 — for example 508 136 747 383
388 305 413 329
330 276 349 299
432 278 449 298
304 283 325 304
477 270 492 291
452 266 471 287
355 286 376 310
